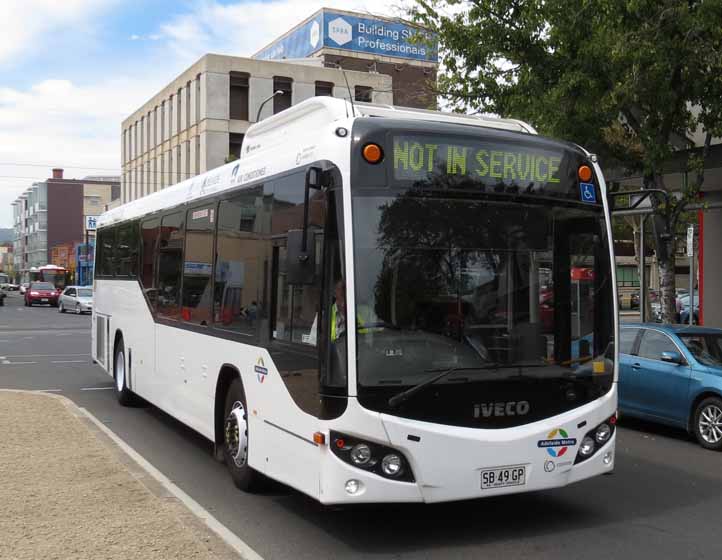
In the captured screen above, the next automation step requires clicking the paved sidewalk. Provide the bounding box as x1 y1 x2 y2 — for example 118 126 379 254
0 391 242 560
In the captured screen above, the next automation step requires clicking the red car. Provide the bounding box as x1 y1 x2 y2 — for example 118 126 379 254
24 282 60 307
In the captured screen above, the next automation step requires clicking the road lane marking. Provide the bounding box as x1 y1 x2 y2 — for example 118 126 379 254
81 409 264 560
80 387 114 391
1 353 90 358
1 361 38 365
32 389 62 392
51 360 87 364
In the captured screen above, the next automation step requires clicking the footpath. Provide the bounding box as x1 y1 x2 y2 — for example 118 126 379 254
0 390 243 560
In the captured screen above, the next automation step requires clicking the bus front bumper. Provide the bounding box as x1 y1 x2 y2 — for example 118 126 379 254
319 391 616 504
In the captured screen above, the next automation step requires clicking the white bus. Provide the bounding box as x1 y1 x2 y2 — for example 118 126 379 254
92 97 618 504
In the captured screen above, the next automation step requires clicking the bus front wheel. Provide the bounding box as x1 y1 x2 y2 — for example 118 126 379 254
223 378 261 491
114 337 136 406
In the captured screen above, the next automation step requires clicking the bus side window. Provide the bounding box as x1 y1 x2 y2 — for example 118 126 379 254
182 204 215 326
140 218 160 309
214 189 264 336
97 227 116 278
116 221 140 277
157 212 184 320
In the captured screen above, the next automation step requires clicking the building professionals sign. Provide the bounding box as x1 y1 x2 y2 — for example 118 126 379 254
254 9 437 63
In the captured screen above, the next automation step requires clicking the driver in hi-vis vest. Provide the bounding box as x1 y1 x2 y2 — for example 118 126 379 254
330 280 370 342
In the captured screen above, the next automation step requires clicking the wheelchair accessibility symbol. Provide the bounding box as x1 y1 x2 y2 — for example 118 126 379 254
580 182 597 204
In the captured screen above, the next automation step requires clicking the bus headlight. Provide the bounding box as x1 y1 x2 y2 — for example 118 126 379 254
330 431 414 482
350 444 372 466
595 423 612 444
381 454 403 477
575 414 616 464
579 437 595 458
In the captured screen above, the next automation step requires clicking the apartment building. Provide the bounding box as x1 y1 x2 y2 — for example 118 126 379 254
12 169 119 274
120 54 393 203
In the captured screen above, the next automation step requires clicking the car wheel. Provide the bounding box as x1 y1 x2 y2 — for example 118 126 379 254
59 302 65 313
693 396 722 451
223 378 261 491
75 303 81 315
114 337 136 406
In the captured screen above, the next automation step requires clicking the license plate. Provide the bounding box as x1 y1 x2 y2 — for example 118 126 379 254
481 465 527 490
41 298 48 302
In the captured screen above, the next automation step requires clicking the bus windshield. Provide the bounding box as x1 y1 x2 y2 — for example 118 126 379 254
352 193 614 428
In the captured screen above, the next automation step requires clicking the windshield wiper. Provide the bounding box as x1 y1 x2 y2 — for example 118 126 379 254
386 362 556 409
387 365 498 409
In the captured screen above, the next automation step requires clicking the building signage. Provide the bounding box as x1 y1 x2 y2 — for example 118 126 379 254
254 9 437 63
85 215 98 231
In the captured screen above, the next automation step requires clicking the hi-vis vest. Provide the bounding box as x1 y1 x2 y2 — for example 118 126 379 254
330 304 369 342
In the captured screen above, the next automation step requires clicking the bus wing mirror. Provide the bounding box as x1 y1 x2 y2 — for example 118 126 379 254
287 229 317 285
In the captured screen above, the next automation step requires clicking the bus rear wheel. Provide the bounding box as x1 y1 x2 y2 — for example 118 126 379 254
223 378 261 491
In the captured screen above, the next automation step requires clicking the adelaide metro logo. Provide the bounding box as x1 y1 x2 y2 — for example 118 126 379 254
254 357 268 384
537 428 577 458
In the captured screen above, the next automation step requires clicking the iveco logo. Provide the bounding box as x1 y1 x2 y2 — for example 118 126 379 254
473 401 530 418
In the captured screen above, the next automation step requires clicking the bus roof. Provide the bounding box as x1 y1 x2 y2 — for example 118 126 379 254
100 97 538 228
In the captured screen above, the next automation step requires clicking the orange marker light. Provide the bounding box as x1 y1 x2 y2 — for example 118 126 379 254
313 432 326 445
362 143 383 164
578 165 593 182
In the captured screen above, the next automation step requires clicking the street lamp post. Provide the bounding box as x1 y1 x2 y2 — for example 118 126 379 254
255 90 285 123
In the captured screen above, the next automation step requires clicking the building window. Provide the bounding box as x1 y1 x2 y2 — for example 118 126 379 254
273 77 293 114
159 153 164 188
229 133 244 160
153 107 158 146
195 135 200 174
176 145 181 183
229 72 250 121
617 266 640 287
147 111 151 150
315 81 334 97
177 88 182 132
185 141 190 180
122 130 126 164
140 117 144 154
354 85 373 103
161 101 165 141
196 74 201 124
186 81 191 129
169 95 173 137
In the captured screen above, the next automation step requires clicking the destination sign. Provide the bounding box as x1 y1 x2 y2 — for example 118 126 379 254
392 135 571 191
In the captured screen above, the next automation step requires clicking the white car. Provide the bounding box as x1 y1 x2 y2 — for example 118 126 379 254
58 286 93 314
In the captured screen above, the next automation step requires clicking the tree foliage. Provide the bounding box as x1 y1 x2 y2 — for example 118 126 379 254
410 0 722 321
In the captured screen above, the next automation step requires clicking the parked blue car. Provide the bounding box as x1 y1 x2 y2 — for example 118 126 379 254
619 323 722 450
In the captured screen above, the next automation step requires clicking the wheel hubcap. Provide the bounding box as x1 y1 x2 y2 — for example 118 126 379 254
115 350 125 392
224 401 248 468
699 404 722 444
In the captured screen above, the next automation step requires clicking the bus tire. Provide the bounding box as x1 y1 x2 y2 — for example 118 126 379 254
114 337 136 406
693 396 722 451
223 378 261 491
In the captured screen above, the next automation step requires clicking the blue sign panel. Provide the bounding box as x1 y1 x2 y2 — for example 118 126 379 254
322 11 437 62
579 182 597 204
254 9 437 63
255 13 324 61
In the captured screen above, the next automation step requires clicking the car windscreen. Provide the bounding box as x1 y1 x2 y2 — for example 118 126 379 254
77 289 93 298
32 283 54 290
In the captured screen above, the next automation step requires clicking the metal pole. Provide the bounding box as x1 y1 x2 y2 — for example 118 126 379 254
639 216 645 323
690 230 695 326
255 90 284 123
85 228 89 286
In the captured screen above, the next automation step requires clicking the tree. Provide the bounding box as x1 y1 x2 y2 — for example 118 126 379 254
410 0 722 322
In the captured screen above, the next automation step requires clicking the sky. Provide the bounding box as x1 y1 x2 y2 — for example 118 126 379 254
0 0 411 227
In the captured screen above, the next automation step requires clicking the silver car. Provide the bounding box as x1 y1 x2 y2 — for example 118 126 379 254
58 286 93 314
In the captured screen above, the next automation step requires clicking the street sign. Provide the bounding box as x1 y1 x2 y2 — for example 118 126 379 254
85 215 98 231
687 226 694 257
